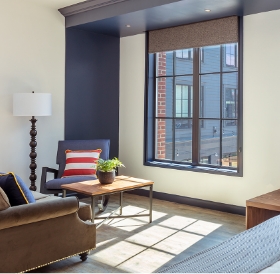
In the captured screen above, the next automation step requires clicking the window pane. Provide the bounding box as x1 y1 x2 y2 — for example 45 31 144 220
222 43 238 72
176 50 182 58
222 122 237 167
157 51 173 77
175 49 193 75
223 72 238 119
200 74 220 118
175 76 193 118
176 86 182 99
182 49 189 59
175 119 192 162
200 45 221 74
182 85 189 99
156 77 173 117
155 118 168 160
199 120 220 165
176 101 181 117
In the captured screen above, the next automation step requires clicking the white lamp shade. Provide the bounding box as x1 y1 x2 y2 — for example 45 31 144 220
13 93 52 116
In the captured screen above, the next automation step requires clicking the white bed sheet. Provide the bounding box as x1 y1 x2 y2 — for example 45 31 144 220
260 260 280 273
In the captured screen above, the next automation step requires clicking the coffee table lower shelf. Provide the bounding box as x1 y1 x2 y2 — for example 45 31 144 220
61 176 154 228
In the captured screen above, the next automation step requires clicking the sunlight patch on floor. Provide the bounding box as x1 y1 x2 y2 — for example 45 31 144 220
96 237 118 248
95 205 168 230
183 220 222 235
126 225 175 247
158 215 197 230
117 248 174 273
108 217 149 232
153 231 203 255
90 241 146 266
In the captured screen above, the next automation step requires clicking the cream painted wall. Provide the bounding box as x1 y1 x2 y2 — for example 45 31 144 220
0 0 65 188
119 10 280 207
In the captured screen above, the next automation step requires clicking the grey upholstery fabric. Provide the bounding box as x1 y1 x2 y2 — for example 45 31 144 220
0 212 96 273
46 175 97 189
0 197 78 230
159 214 280 273
31 191 92 221
56 139 110 178
78 201 92 221
0 193 95 272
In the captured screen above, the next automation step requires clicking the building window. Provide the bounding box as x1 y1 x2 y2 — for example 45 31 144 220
175 85 192 129
176 49 193 60
176 85 192 118
225 43 237 67
148 43 240 173
224 88 238 126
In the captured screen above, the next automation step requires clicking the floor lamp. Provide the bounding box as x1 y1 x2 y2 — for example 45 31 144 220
13 92 52 191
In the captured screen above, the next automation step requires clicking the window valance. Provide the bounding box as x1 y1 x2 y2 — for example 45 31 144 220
148 16 239 53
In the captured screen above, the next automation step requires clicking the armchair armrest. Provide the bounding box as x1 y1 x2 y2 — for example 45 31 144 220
0 196 79 230
42 167 58 178
40 166 58 194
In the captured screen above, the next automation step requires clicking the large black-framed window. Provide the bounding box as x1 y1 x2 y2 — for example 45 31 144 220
145 40 243 176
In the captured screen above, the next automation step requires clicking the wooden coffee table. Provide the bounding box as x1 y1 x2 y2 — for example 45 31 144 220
61 176 154 226
246 189 280 229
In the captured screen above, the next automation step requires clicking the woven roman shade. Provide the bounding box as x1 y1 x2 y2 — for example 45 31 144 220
148 16 238 53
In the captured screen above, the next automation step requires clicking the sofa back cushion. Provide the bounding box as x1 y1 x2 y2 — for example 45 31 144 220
0 173 35 206
0 187 10 211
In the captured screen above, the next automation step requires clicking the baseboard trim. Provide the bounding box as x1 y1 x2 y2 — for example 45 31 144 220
128 189 245 216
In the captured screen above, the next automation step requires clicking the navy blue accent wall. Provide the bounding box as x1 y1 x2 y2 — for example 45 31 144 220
65 27 120 158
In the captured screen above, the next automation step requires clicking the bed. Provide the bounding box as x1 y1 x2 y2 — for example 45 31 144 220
159 214 280 273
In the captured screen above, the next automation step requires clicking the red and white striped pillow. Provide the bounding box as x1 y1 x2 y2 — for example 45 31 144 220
62 149 102 177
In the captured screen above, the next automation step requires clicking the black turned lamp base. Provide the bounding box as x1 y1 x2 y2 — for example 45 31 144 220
29 116 37 191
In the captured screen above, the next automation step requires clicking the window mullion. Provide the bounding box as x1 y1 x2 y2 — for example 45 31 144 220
172 52 176 161
192 48 200 165
219 45 223 166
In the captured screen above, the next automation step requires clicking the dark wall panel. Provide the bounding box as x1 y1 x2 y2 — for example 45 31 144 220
65 28 120 158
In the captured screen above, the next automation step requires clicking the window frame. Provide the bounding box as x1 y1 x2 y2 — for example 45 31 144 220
144 19 243 177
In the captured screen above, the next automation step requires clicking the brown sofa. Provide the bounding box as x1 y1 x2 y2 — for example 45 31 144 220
0 191 96 273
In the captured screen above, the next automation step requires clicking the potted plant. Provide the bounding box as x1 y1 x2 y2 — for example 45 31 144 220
96 157 125 184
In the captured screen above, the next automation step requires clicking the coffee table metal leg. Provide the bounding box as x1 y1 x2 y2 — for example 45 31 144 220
149 185 153 223
91 196 96 223
120 192 123 215
63 189 66 198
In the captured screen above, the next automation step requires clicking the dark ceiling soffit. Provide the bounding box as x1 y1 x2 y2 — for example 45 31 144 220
59 0 129 16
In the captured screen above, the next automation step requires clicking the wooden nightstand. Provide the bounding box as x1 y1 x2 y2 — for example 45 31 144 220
246 189 280 229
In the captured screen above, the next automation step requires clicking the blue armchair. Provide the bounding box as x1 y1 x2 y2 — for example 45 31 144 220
40 139 110 210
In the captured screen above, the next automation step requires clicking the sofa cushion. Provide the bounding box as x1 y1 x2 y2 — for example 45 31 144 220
0 173 35 206
31 191 49 201
45 176 97 190
0 187 10 211
62 149 102 177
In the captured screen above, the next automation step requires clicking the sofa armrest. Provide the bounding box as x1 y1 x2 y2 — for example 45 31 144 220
0 196 79 230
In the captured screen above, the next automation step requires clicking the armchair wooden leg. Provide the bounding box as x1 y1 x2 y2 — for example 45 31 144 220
79 252 89 261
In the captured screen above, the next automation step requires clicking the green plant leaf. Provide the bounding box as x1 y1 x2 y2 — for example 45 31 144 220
96 157 125 172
